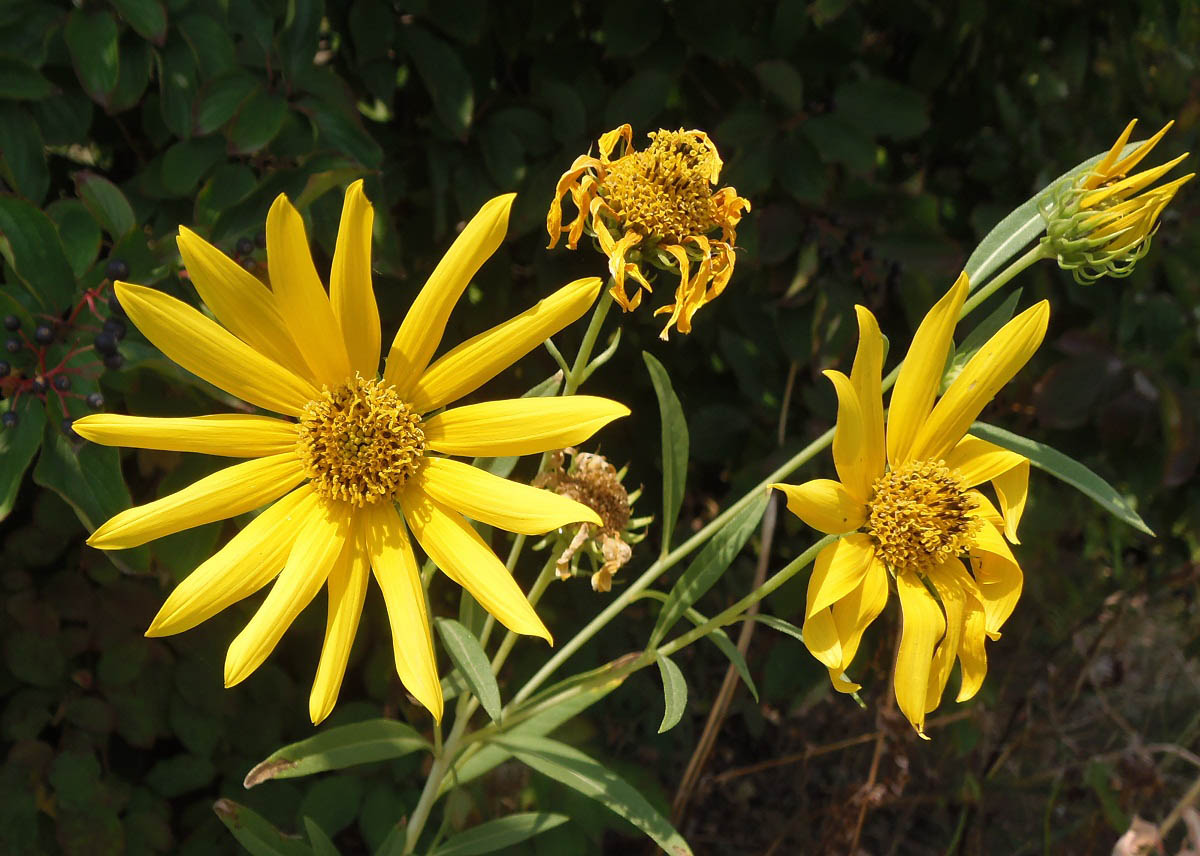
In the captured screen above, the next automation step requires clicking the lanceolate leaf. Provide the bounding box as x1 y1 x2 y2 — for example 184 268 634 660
753 614 805 643
303 817 339 856
434 618 503 723
964 140 1144 288
643 351 688 554
970 421 1154 536
243 719 430 787
430 813 569 856
656 654 687 734
651 490 769 645
493 734 693 856
212 799 310 856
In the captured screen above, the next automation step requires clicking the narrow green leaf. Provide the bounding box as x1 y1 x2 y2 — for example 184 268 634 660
65 11 119 104
651 490 769 644
0 196 77 309
212 799 310 856
401 26 474 135
0 401 45 522
243 719 430 787
0 57 55 100
970 421 1154 536
493 735 693 856
430 813 569 856
434 618 503 723
942 288 1022 393
643 351 688 554
964 140 1144 287
753 614 804 643
74 171 136 240
110 0 167 44
705 627 758 702
303 817 339 856
656 654 687 733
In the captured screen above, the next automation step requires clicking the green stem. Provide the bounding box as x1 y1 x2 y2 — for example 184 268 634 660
564 285 614 395
961 243 1050 318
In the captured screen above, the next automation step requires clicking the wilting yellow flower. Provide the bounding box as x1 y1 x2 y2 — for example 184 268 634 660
547 124 749 339
772 274 1049 736
1040 119 1193 283
74 183 628 724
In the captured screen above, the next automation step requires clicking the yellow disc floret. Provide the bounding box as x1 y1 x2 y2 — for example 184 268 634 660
601 129 720 244
297 375 425 506
866 460 979 574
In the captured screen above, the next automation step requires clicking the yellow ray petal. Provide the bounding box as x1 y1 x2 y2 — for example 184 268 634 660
967 488 1005 531
828 556 890 690
851 306 886 485
1080 153 1189 209
146 485 314 637
362 502 443 721
969 520 1024 637
309 535 369 725
330 180 382 378
944 434 1028 488
824 369 872 502
947 561 989 703
771 479 866 535
266 194 353 387
423 396 629 458
804 607 843 674
887 273 968 467
409 277 603 413
1106 120 1174 180
911 300 1050 462
383 194 514 394
114 282 319 416
894 571 946 737
72 413 297 457
224 498 349 687
924 559 966 714
805 532 876 619
177 228 312 380
1082 119 1137 190
415 457 600 535
88 453 306 550
401 489 551 642
991 457 1028 544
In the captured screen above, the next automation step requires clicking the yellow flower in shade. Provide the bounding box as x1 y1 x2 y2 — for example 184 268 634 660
771 274 1049 736
1040 119 1193 283
73 182 628 725
546 124 749 339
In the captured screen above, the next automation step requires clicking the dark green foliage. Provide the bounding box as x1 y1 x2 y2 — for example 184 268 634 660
1 1 1198 854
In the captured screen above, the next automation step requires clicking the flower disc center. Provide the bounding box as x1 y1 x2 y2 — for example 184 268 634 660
866 459 978 573
602 129 719 244
297 375 425 506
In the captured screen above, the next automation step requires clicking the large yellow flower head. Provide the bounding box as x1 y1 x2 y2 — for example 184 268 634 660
546 124 750 339
74 182 628 725
1040 119 1193 283
772 275 1049 736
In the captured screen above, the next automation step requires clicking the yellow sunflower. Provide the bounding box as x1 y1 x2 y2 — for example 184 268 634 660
772 274 1049 736
74 182 628 725
546 124 749 339
1041 119 1193 283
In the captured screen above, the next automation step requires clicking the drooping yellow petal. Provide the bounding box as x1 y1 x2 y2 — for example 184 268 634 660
805 533 876 619
851 306 886 484
968 521 1024 638
266 194 353 387
401 489 551 642
828 555 890 691
114 282 319 416
146 485 314 637
887 273 968 467
409 276 603 413
924 559 966 714
991 458 1029 544
88 453 306 550
72 413 298 458
804 607 843 674
309 535 369 725
966 488 1005 531
423 396 629 458
944 434 1027 488
893 571 945 737
944 560 989 703
177 227 312 380
224 497 349 687
824 369 871 502
771 479 866 535
911 300 1050 462
330 180 382 378
415 457 600 535
362 502 443 721
383 194 514 394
